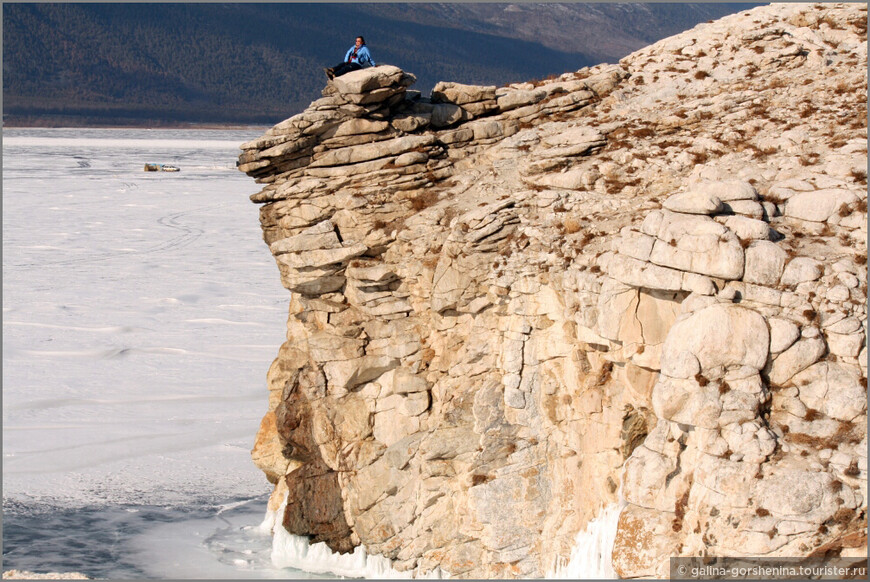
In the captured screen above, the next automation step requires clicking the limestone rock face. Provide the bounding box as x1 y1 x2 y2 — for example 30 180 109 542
240 3 867 578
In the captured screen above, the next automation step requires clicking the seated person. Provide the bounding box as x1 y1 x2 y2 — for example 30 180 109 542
325 36 375 79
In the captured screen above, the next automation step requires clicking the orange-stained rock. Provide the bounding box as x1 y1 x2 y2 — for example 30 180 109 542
612 505 675 578
251 411 289 484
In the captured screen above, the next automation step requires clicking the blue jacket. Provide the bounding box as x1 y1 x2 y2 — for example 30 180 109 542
344 45 375 68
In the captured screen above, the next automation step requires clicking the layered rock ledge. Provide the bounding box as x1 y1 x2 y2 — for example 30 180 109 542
240 3 867 577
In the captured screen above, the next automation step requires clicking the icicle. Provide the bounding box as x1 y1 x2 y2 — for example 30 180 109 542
256 489 286 535
547 502 624 579
260 493 448 579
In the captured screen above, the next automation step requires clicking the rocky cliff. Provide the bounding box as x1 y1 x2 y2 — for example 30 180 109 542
239 3 867 578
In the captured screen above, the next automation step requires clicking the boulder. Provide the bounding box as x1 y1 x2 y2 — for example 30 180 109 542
768 317 800 354
780 257 824 286
652 375 723 428
431 103 469 127
723 199 764 219
660 303 770 378
391 112 431 132
784 189 860 222
792 362 866 422
743 241 787 286
755 469 840 523
431 81 497 105
331 65 415 100
662 191 724 215
497 88 548 111
768 337 827 385
690 179 759 201
648 213 744 280
722 215 774 241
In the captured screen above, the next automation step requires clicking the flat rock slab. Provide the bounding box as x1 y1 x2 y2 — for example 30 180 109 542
662 191 724 215
784 188 859 222
331 65 416 101
432 81 497 105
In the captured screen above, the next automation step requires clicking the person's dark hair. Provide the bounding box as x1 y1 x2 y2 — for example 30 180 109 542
357 36 366 45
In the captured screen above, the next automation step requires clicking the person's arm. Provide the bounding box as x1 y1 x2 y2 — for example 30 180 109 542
360 46 375 67
345 46 354 62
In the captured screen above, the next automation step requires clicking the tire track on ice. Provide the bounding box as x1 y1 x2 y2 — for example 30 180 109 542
10 205 217 268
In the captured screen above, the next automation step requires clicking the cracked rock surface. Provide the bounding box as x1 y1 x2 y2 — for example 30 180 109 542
240 3 867 577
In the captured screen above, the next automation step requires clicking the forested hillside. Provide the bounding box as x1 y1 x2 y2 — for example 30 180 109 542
2 3 757 126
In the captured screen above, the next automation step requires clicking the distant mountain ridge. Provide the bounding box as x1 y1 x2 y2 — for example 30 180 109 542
2 3 759 127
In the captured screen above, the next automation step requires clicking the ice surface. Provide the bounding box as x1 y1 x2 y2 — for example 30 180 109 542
2 495 325 579
127 496 329 579
2 128 288 506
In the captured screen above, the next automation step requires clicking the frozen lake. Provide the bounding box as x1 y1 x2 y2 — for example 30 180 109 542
1 128 321 577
